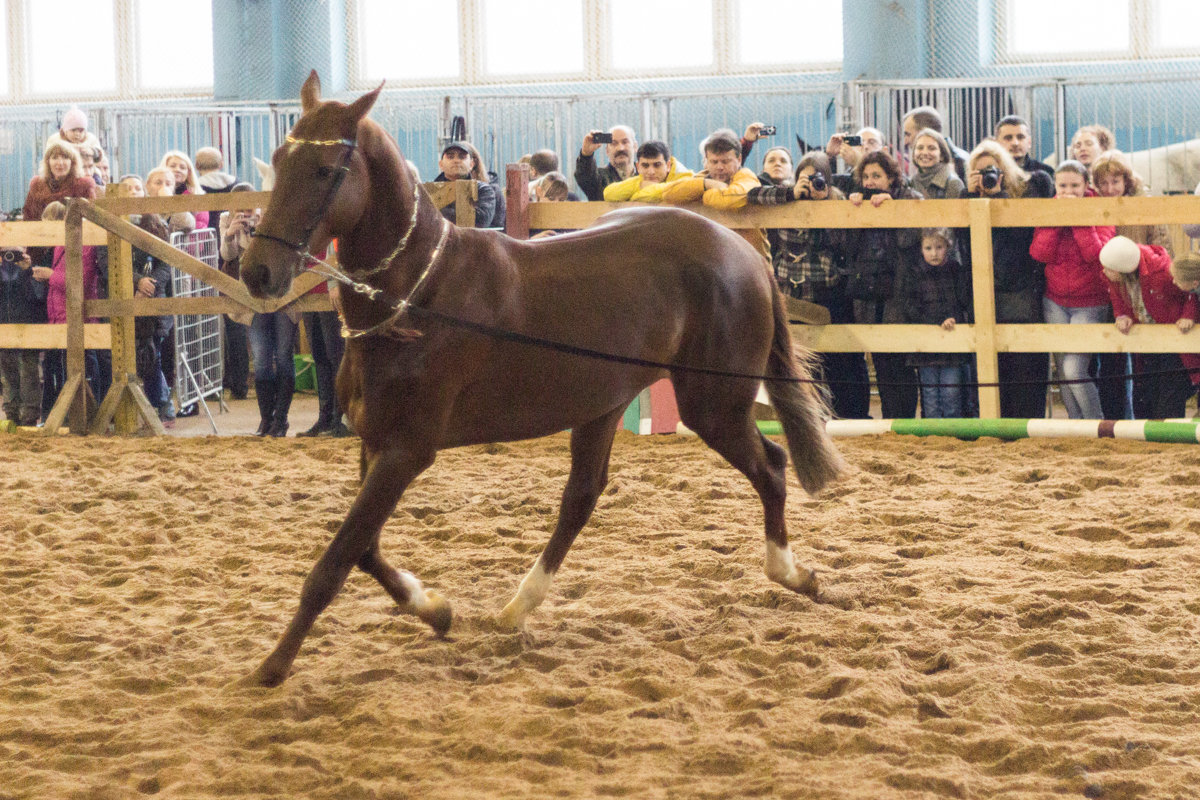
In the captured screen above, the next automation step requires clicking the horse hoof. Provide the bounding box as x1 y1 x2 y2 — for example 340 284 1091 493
496 602 527 632
243 661 289 688
419 591 453 638
793 568 819 598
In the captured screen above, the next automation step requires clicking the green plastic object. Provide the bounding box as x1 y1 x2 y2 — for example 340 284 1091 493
294 353 315 391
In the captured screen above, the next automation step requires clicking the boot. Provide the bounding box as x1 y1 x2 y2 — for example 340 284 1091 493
268 372 294 438
254 378 276 436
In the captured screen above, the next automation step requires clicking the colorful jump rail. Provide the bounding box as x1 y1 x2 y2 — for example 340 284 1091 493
753 418 1200 444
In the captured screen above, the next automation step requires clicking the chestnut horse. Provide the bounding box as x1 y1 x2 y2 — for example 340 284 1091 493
239 72 844 687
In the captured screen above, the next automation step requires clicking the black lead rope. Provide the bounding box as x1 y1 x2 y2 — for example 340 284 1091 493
387 301 1200 391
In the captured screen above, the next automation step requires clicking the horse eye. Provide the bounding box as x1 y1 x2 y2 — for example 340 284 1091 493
316 165 335 178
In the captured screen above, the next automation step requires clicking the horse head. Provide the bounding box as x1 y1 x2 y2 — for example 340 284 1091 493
241 71 381 298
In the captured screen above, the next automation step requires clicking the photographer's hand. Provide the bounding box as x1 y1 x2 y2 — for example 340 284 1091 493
581 131 602 157
743 122 765 142
31 267 52 282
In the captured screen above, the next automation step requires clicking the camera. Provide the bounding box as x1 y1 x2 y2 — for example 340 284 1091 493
591 131 613 144
843 134 863 147
980 165 1001 191
759 125 776 136
809 173 827 192
2 250 17 263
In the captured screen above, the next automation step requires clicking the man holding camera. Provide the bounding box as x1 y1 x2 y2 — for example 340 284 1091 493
824 127 887 193
574 125 637 201
0 248 45 427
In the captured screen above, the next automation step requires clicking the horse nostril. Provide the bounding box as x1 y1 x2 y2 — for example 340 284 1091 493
242 260 268 294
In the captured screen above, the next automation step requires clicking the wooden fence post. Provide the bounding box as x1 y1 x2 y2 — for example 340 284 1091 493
108 183 139 433
968 198 1001 419
64 201 89 433
506 163 530 240
454 180 477 228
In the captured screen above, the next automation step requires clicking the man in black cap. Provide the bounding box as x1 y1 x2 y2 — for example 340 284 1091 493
433 141 497 228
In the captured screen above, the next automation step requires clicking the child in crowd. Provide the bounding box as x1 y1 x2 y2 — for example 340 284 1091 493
0 247 45 426
603 141 691 202
1029 160 1115 419
1100 236 1199 418
45 106 101 154
902 228 973 418
34 201 102 420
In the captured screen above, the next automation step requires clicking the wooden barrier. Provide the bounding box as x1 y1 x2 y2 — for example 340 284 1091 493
0 180 482 436
505 164 1200 420
13 173 1200 435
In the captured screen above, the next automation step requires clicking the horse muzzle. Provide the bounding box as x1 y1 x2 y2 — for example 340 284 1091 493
240 255 293 299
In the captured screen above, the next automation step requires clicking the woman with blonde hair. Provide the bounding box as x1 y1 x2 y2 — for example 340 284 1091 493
159 150 209 229
907 127 964 200
965 138 1054 418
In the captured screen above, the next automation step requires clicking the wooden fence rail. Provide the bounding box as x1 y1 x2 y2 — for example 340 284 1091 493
507 164 1200 420
9 171 1200 434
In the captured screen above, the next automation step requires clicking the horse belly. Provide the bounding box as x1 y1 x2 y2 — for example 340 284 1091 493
440 352 664 446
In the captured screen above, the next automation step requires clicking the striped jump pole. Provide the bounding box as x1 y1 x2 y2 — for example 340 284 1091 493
746 418 1200 444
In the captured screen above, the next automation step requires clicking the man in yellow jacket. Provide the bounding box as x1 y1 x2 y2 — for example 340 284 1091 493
602 141 692 203
660 128 769 260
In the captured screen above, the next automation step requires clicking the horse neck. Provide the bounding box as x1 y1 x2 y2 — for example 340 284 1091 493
339 125 443 287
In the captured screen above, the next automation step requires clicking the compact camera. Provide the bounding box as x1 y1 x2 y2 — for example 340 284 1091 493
843 134 863 147
980 166 1002 190
809 173 827 192
759 125 776 136
591 131 613 144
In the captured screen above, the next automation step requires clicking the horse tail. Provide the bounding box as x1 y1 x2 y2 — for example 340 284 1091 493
763 288 846 495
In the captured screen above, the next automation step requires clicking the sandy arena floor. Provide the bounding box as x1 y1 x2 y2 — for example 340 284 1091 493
3 430 1200 799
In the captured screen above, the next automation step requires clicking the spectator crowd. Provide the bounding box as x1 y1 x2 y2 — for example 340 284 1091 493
5 102 1200 432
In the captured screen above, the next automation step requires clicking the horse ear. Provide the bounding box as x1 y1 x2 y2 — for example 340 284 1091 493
346 82 383 126
254 157 275 191
300 70 322 114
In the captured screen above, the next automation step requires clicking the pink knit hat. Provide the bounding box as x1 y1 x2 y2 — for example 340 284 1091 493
61 107 87 131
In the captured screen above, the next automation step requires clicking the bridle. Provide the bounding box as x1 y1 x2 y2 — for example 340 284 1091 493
250 133 356 260
251 130 451 340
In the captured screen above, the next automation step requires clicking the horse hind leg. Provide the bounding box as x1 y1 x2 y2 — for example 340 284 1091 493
676 383 818 597
246 444 437 687
498 407 623 630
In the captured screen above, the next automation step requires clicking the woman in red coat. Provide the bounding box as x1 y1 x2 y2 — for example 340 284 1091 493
22 141 96 223
1029 161 1115 419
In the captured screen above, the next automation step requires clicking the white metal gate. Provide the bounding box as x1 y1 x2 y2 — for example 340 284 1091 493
170 228 224 429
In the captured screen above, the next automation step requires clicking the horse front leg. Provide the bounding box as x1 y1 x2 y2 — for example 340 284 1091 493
357 541 452 636
498 408 623 630
247 444 436 687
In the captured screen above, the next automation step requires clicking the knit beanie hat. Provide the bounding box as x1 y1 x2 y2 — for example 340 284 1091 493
1099 235 1141 274
1173 252 1200 284
61 107 87 131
